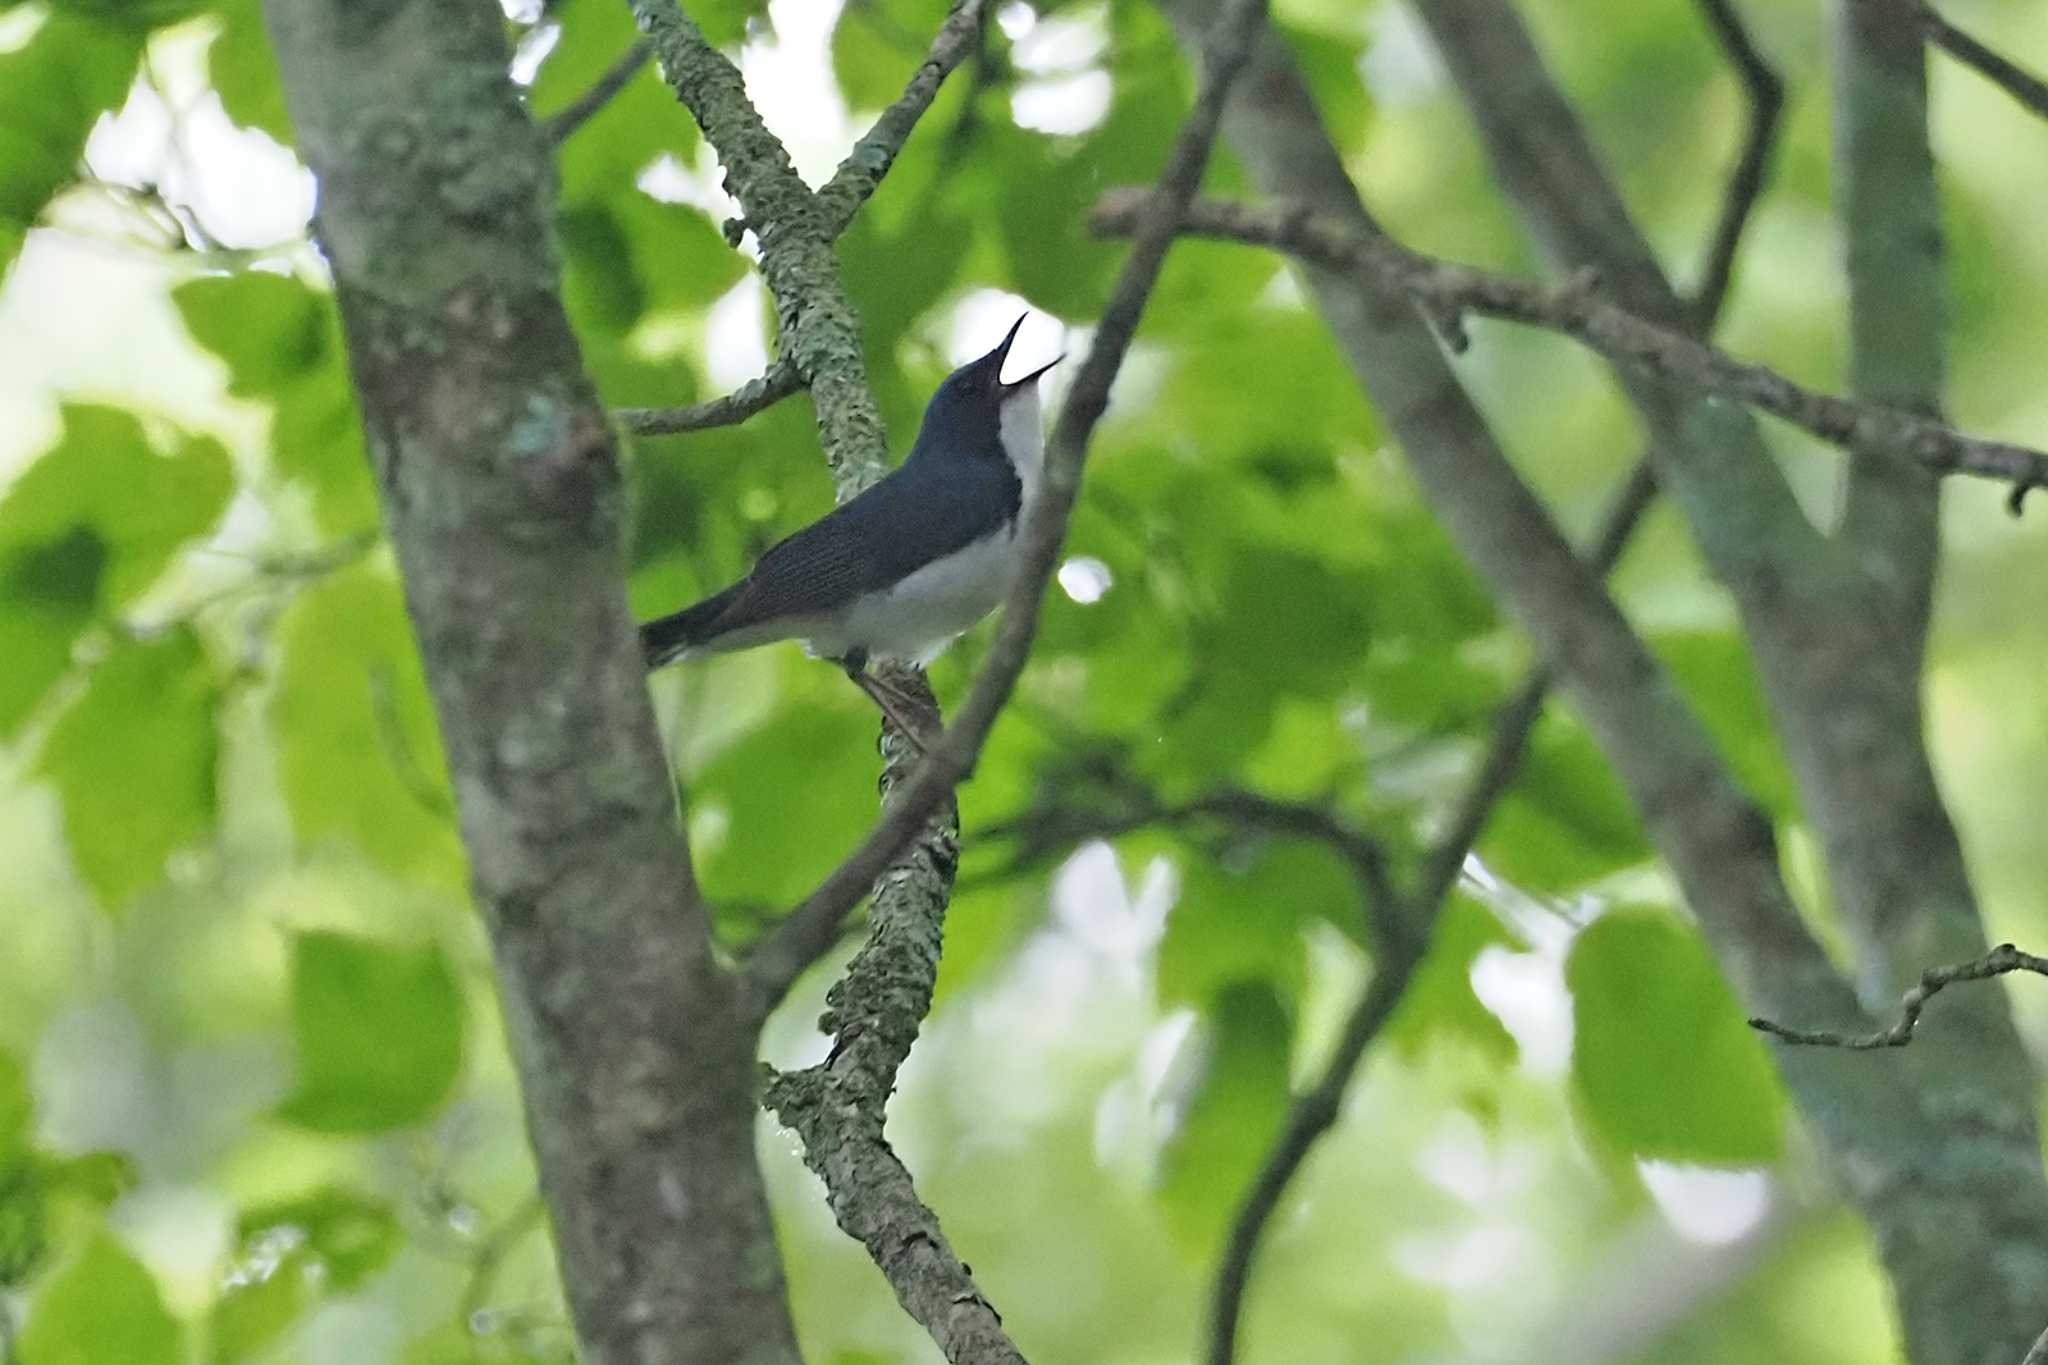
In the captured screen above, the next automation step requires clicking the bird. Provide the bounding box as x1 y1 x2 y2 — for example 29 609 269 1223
640 315 1060 743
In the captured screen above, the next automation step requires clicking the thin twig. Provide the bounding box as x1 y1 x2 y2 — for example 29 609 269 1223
981 784 1397 945
1750 942 2048 1048
1089 192 2048 500
1689 0 1783 326
1921 3 2048 122
747 0 1271 1017
814 0 992 237
617 361 803 436
2023 1321 2048 1365
459 1193 548 1328
542 39 653 144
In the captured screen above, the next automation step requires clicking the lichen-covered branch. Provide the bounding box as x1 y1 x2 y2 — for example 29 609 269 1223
1752 942 2048 1049
1089 191 2048 496
814 0 992 237
629 0 889 485
258 3 796 1362
756 2 1270 1359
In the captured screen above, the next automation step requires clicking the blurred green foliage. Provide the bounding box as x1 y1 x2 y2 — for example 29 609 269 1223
3 0 2044 1360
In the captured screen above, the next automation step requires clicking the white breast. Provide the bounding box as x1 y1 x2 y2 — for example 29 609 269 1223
804 386 1046 667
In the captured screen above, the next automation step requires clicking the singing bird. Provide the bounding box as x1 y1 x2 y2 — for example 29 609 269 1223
640 317 1059 737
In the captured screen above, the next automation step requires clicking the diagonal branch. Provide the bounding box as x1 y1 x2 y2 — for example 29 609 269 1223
1088 192 2048 497
542 39 652 144
1751 942 2048 1049
752 4 1270 1359
2025 1323 2048 1365
749 0 1273 1019
815 0 992 237
1920 2 2048 121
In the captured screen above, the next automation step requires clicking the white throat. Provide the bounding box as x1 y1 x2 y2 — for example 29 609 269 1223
998 384 1045 513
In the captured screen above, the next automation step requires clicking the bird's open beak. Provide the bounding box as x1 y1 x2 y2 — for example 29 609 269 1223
1000 353 1062 399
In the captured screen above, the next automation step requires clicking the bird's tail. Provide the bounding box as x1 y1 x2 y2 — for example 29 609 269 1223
640 583 744 668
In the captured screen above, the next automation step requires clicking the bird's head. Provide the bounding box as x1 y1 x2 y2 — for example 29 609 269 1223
910 315 1060 469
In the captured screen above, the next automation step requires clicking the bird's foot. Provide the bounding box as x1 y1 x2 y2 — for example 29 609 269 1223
839 657 940 755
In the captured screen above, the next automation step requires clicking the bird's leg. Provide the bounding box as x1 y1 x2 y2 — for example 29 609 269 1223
838 651 938 754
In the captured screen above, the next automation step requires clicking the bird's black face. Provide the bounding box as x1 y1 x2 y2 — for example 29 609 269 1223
913 316 1059 463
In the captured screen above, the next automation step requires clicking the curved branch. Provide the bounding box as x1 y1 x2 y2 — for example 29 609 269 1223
1751 943 2048 1049
1689 0 1783 325
1089 192 2048 497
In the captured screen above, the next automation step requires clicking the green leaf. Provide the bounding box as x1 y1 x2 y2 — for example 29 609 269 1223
1479 712 1647 892
531 0 700 202
0 528 106 738
205 0 290 140
173 272 375 535
1654 630 1797 819
17 1231 179 1365
237 1186 400 1291
276 931 464 1133
0 1050 28 1167
0 12 143 281
208 1244 312 1365
1156 841 1333 1012
1156 982 1291 1254
0 1165 49 1288
210 1184 400 1360
1566 908 1784 1165
0 406 233 733
693 701 881 908
173 271 331 395
830 0 912 112
1384 896 1519 1062
37 628 220 908
269 563 462 884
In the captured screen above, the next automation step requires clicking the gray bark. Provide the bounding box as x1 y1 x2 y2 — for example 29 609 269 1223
1154 0 2048 1359
258 3 801 1362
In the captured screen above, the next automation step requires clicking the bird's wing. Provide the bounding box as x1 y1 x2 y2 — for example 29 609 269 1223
702 455 1020 638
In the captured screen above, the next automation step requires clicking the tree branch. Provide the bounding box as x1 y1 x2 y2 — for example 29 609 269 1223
620 0 990 445
617 359 803 436
1836 0 1943 650
1689 0 1783 325
750 0 1272 1019
630 0 890 485
1920 2 2048 120
1751 942 2048 1049
2024 1323 2048 1365
814 0 992 238
753 3 1269 1359
1088 192 2048 498
542 39 652 144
